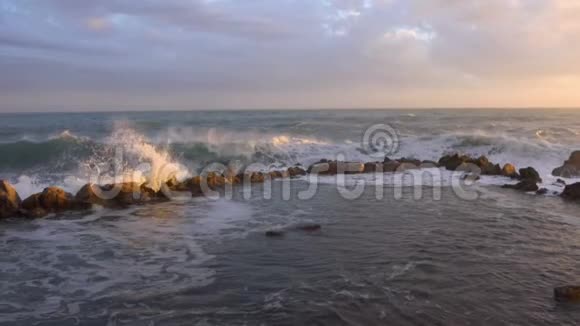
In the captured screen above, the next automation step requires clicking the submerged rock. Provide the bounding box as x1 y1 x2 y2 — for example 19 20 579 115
555 286 580 302
552 151 580 178
265 230 285 237
561 183 580 200
295 223 322 232
0 180 21 219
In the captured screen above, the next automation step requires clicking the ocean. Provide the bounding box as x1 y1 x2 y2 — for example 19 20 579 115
1 109 580 325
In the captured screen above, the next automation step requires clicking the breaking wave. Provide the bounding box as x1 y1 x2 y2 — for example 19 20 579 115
1 122 578 197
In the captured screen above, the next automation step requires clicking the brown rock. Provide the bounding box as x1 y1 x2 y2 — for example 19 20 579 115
287 166 306 177
438 154 471 171
363 162 382 173
0 180 21 219
383 161 401 172
308 161 364 175
502 164 519 178
75 182 163 208
21 187 79 218
561 182 580 200
552 151 580 178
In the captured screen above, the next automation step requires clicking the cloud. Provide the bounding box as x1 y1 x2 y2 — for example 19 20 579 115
0 0 579 111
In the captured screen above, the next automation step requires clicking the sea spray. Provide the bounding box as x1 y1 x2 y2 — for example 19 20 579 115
81 125 190 191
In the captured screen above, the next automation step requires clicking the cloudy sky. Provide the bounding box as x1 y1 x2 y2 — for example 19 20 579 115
1 0 579 111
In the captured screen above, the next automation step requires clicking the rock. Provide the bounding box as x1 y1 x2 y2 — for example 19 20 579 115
308 161 364 175
21 187 79 217
556 178 567 186
287 167 306 177
0 180 21 219
519 167 542 183
502 164 519 179
397 162 420 172
165 177 192 192
421 160 439 167
552 151 580 178
364 162 382 173
295 223 322 232
269 170 287 179
76 182 162 208
383 161 401 172
561 182 580 200
265 230 285 237
250 172 266 183
481 163 502 176
555 286 580 302
438 154 471 171
536 188 549 195
502 180 539 192
398 158 422 167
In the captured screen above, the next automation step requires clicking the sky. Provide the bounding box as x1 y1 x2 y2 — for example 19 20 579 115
0 0 579 112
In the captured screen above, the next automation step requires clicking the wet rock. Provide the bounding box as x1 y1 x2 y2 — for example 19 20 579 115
438 154 471 171
0 180 21 219
364 162 382 173
552 151 580 178
308 161 364 175
165 176 192 192
398 158 422 166
250 172 267 183
269 170 287 180
383 161 401 172
519 167 542 183
502 180 539 192
265 230 285 237
556 178 567 186
481 163 502 176
21 187 80 218
287 167 306 177
502 164 519 179
555 286 580 302
75 182 163 208
536 188 549 195
421 160 439 168
561 182 580 200
295 223 322 232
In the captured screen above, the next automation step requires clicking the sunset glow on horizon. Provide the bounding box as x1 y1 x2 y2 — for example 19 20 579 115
1 0 580 111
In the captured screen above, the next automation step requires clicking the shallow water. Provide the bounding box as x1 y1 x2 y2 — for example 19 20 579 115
1 109 580 325
2 182 580 325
